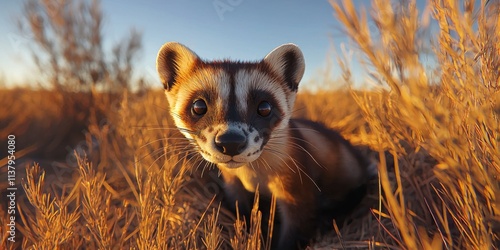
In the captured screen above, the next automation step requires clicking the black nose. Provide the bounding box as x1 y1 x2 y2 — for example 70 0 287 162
215 132 247 156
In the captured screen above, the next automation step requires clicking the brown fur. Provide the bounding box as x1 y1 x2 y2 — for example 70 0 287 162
219 119 371 249
156 42 374 249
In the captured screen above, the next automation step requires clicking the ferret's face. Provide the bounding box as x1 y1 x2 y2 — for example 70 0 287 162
156 43 305 169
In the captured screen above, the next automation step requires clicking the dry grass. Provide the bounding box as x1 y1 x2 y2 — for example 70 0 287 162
1 0 500 249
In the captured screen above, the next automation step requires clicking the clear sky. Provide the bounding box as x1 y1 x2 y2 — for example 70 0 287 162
0 0 428 89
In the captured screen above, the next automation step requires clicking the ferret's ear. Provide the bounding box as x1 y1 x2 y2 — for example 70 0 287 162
156 42 199 91
263 44 305 92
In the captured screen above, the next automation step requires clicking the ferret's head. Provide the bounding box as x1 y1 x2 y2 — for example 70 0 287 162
156 42 305 169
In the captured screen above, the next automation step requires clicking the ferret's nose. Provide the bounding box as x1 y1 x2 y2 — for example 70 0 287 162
215 132 247 156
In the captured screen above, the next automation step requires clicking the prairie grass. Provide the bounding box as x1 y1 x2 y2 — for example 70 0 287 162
1 0 499 249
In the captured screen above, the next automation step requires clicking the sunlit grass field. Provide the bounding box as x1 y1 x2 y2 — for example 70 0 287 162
1 0 499 249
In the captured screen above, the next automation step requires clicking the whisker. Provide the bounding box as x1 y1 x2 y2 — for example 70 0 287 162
259 156 288 194
148 151 168 170
201 160 216 177
136 147 178 164
137 137 190 150
263 148 297 174
266 131 325 170
264 147 321 192
169 151 200 170
149 145 197 171
257 157 281 179
131 126 182 130
269 140 324 170
269 134 320 150
135 142 193 162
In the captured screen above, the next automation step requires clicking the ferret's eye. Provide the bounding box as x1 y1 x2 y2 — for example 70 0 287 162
192 99 207 116
257 101 272 117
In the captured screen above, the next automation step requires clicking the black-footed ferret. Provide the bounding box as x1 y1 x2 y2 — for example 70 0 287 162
156 42 375 249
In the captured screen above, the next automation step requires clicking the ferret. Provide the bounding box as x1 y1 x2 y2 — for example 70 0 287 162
156 42 375 249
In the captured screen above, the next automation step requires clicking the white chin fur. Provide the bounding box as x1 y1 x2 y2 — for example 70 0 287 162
218 161 247 169
198 145 263 168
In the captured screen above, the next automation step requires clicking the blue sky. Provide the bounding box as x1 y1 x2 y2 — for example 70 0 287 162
0 0 428 89
101 0 343 86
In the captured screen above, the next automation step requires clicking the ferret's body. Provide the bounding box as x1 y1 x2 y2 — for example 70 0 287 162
156 42 374 249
